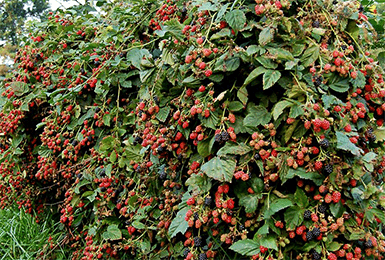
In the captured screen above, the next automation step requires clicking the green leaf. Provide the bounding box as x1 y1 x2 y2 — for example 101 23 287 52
283 168 324 186
185 174 212 193
217 142 252 156
229 239 259 256
330 201 344 218
156 106 170 122
272 100 292 120
329 77 350 92
256 56 278 69
225 57 240 71
263 70 281 90
362 152 377 163
267 47 294 61
260 236 278 251
300 44 319 67
327 242 342 251
244 106 272 128
284 206 304 230
284 120 299 143
256 224 269 235
289 104 304 118
103 114 111 126
102 224 122 241
378 51 385 67
294 187 309 208
239 194 262 213
374 127 385 142
225 9 246 31
336 131 363 156
132 221 146 230
123 144 143 162
349 71 366 89
168 207 189 238
210 28 231 40
237 86 248 105
228 101 244 112
201 156 236 183
198 2 218 11
264 199 293 219
259 27 274 46
197 137 212 158
243 66 267 87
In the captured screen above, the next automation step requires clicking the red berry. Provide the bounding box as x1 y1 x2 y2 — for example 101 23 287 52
313 118 322 128
205 69 212 77
304 121 311 129
334 57 342 66
314 161 323 170
202 48 212 57
185 55 193 63
321 119 330 130
328 253 337 260
199 62 206 70
196 37 204 44
275 0 282 9
198 85 206 92
344 124 352 132
332 191 341 203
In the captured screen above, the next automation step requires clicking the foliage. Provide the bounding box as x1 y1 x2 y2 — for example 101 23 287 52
0 0 50 45
1 0 385 259
0 205 69 259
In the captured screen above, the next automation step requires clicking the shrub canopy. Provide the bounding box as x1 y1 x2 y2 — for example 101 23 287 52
1 0 385 259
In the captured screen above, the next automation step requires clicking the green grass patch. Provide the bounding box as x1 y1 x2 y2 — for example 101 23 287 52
0 205 70 260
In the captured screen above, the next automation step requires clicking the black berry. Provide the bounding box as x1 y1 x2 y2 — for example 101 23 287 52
319 139 330 149
304 210 312 219
198 253 207 260
365 239 373 248
324 164 333 175
204 196 212 207
194 236 203 247
311 227 320 237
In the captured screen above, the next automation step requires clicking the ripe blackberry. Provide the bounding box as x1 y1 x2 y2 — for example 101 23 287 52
254 153 260 160
318 204 327 214
193 212 199 221
183 248 190 258
319 139 330 149
314 76 323 87
153 95 160 105
133 136 143 145
204 196 212 207
324 164 333 175
159 169 166 180
306 231 314 241
157 146 164 153
368 133 376 142
304 210 312 219
312 20 320 28
214 133 222 143
221 131 230 142
198 253 207 260
194 236 203 247
239 224 245 231
312 227 320 237
312 250 321 260
365 239 373 248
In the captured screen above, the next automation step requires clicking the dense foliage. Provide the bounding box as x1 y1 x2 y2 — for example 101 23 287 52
1 0 385 259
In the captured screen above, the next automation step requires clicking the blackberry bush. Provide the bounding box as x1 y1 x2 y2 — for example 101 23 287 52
0 0 385 259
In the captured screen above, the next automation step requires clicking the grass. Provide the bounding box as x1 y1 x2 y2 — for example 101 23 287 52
0 205 70 260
